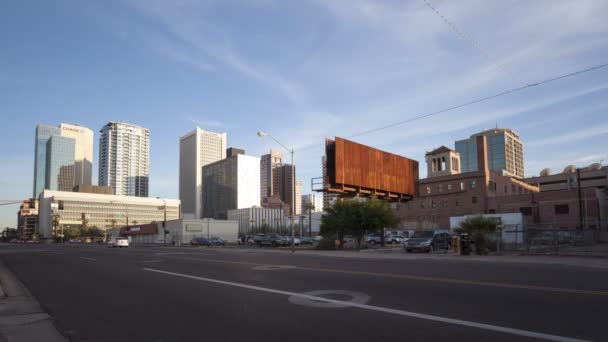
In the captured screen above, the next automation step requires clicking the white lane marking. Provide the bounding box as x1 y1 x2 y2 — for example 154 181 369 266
143 268 590 342
141 260 163 263
80 257 96 261
252 265 296 271
288 290 370 308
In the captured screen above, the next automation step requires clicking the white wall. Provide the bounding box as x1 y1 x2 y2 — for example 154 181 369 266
450 213 524 244
237 155 260 209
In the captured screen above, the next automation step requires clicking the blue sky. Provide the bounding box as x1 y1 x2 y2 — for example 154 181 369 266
1 0 607 227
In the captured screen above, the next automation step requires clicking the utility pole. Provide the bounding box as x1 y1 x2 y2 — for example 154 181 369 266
577 168 584 230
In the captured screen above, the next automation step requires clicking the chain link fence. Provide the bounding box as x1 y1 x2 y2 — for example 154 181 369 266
498 224 607 257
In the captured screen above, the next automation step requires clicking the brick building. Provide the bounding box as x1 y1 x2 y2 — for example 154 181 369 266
397 136 538 229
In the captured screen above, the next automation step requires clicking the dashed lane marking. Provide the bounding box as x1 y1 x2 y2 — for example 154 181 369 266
143 268 589 342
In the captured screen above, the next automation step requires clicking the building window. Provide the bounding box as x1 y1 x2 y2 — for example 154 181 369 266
518 187 522 194
426 186 431 194
421 201 426 209
520 207 532 216
489 181 495 193
470 180 476 189
511 184 516 193
455 198 460 206
447 184 452 191
555 204 569 215
489 209 496 214
431 200 437 208
438 184 443 192
472 196 478 204
460 182 465 191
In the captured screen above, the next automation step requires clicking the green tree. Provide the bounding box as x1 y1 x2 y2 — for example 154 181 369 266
321 197 397 249
456 216 497 255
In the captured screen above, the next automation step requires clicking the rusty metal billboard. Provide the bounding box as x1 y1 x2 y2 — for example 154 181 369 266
324 137 418 201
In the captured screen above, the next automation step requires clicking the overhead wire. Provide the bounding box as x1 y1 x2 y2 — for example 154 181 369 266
294 62 608 153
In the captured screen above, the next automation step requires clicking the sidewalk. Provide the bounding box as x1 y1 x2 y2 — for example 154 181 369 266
0 261 66 342
216 246 608 270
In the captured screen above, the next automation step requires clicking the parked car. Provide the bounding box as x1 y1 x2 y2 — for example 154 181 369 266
404 230 451 253
255 233 285 247
190 237 211 246
367 234 383 245
25 240 40 244
386 235 405 244
209 237 225 246
300 237 315 245
108 237 129 248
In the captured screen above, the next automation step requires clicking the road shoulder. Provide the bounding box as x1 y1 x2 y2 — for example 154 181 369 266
0 260 66 342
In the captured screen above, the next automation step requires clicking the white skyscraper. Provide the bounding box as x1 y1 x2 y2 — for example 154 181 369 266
179 127 227 219
98 122 150 197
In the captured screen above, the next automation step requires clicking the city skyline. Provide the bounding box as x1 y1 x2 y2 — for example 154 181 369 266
2 0 608 227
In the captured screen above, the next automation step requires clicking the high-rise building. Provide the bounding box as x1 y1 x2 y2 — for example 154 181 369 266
46 135 75 192
202 154 260 219
179 128 227 218
33 124 61 198
301 193 324 213
455 128 524 178
260 149 283 200
273 164 300 216
322 156 339 209
295 180 302 216
59 124 94 187
99 122 150 197
33 123 94 198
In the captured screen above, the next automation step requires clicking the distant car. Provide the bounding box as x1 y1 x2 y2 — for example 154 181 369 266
190 237 211 246
300 237 315 245
25 240 40 244
209 237 225 246
405 230 451 253
366 234 383 245
69 239 82 243
9 239 20 244
386 235 405 244
108 237 129 248
255 233 284 247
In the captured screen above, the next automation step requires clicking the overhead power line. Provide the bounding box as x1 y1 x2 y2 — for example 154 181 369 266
295 62 608 153
421 0 527 86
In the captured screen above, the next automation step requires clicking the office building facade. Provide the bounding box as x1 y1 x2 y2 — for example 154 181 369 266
202 154 260 219
227 207 286 235
260 149 283 200
179 128 227 219
99 122 150 197
456 128 524 178
38 190 180 238
302 193 324 213
59 123 94 188
273 164 301 216
33 123 93 198
45 135 75 192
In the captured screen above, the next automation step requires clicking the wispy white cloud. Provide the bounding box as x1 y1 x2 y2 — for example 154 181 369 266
528 124 608 147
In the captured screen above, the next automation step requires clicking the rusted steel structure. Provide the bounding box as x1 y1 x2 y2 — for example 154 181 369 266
323 137 418 201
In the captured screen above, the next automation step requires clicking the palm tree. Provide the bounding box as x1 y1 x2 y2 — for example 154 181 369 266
52 214 61 240
304 202 315 236
110 219 117 229
132 220 138 226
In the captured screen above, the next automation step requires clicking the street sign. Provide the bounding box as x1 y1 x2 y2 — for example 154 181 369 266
113 213 126 217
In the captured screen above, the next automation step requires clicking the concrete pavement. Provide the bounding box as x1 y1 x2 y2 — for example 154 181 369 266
1 243 608 341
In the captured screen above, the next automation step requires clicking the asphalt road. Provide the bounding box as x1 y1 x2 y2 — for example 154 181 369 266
1 244 607 342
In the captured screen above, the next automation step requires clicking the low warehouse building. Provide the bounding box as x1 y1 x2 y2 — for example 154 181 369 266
107 219 239 245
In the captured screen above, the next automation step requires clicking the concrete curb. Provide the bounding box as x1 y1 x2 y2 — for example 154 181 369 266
0 260 67 342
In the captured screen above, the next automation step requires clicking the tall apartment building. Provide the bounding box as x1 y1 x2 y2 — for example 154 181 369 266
33 123 94 198
179 128 227 218
201 154 260 219
260 149 283 200
455 128 524 178
99 122 150 197
295 180 302 216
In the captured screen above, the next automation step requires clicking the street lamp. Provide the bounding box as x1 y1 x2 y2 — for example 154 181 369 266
257 131 296 253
